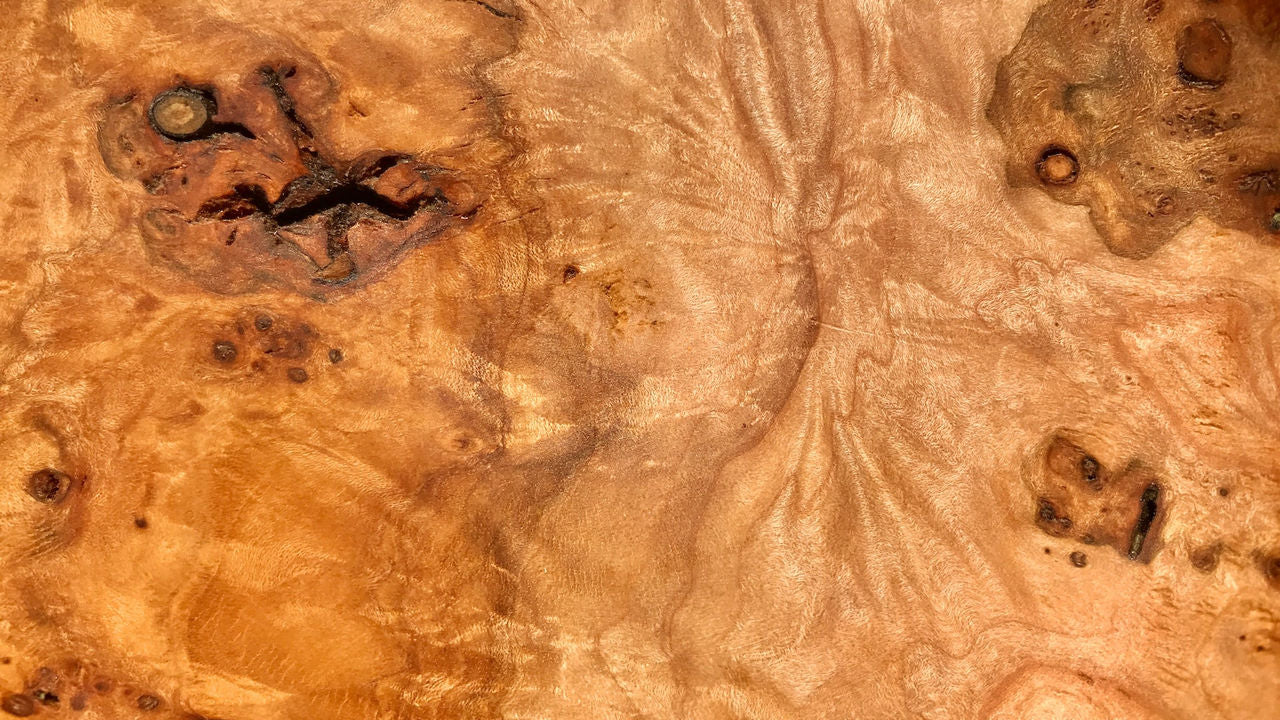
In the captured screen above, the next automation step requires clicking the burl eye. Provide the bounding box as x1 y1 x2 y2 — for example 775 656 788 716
1036 146 1079 185
148 87 216 140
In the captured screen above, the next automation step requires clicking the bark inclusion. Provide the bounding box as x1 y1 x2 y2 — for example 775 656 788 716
99 65 480 296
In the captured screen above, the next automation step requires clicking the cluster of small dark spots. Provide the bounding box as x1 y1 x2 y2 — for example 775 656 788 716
563 264 581 282
137 694 161 711
1070 551 1088 568
328 348 344 364
286 367 309 384
1036 497 1073 533
211 340 238 363
1079 455 1100 485
0 694 34 717
134 516 149 529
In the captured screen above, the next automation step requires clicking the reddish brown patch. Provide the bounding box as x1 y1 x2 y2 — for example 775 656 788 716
1029 436 1166 562
0 694 35 717
1178 19 1233 87
1190 543 1223 572
98 65 481 297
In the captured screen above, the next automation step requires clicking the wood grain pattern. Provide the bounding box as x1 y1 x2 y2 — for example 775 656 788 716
0 0 1276 718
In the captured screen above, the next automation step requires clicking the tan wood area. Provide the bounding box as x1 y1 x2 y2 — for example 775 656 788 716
0 0 1277 717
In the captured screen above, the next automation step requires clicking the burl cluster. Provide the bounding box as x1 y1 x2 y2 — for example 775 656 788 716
989 0 1280 257
98 64 481 297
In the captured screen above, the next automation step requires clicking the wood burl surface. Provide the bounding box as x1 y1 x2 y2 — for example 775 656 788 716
0 0 1277 718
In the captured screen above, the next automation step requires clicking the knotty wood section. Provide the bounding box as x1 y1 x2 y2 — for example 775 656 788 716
0 0 1276 718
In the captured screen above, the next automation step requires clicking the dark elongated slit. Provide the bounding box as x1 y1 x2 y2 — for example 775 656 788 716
1127 483 1160 560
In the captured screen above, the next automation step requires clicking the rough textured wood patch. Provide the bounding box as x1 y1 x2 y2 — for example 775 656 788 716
989 0 1280 257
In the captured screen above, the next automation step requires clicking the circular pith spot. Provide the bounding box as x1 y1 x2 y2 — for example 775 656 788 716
212 340 238 364
1178 19 1232 87
1190 543 1222 572
26 468 71 504
149 88 215 140
1036 147 1079 185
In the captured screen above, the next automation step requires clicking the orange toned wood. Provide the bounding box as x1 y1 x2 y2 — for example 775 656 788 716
0 1 1276 718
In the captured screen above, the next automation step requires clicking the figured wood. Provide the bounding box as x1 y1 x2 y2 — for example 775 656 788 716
0 0 1277 718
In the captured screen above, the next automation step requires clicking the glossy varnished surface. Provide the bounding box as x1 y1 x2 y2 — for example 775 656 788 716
0 0 1277 718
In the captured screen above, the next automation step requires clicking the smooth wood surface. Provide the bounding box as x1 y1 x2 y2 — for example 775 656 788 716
0 0 1277 718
